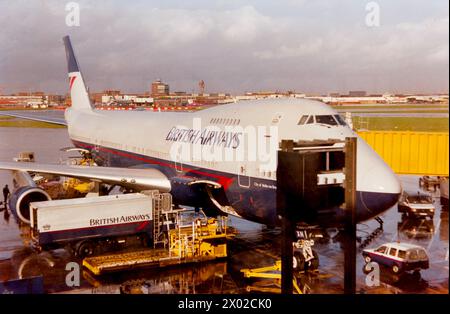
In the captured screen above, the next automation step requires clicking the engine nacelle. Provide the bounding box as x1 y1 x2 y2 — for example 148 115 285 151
9 186 51 224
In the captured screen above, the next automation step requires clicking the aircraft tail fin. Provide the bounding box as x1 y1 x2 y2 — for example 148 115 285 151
63 36 93 111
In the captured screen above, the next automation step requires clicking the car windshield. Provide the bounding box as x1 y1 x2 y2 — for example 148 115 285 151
407 194 432 204
315 115 338 126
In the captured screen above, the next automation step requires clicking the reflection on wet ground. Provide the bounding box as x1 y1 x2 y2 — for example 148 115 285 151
0 127 448 294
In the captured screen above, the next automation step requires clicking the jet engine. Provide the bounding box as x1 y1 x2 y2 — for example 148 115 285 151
9 186 51 224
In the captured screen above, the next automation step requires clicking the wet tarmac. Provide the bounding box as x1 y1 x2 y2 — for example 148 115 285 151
0 127 448 294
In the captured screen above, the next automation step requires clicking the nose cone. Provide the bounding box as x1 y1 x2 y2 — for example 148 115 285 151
356 137 402 221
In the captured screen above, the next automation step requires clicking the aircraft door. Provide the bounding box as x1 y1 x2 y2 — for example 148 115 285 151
238 165 250 188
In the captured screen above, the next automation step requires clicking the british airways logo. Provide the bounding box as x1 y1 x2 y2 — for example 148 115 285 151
166 127 242 149
165 118 278 170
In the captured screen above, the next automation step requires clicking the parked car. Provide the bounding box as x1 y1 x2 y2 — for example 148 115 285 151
419 175 440 191
362 242 429 274
398 191 435 218
398 217 434 239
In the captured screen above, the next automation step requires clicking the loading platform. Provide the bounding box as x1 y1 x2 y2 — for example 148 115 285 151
83 210 234 275
83 248 220 275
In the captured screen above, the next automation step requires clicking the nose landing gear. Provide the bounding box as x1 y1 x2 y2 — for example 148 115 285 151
293 226 320 271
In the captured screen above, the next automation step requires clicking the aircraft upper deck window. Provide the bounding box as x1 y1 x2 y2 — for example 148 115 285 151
298 115 309 125
315 115 338 126
334 114 347 126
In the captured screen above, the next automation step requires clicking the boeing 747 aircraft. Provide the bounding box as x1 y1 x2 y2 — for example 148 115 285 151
0 36 401 226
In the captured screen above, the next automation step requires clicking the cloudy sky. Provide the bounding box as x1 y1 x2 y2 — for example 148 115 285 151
0 0 448 95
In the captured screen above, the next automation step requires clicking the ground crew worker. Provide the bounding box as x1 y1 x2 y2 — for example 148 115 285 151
3 184 10 208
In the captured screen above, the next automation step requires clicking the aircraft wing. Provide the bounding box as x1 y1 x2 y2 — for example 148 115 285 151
0 111 67 126
0 161 171 192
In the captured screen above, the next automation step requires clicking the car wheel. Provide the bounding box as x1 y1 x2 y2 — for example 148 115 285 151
392 264 400 274
412 270 421 279
77 241 96 258
364 255 371 263
65 244 76 256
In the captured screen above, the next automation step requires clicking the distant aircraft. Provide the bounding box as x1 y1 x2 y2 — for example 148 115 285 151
0 36 401 226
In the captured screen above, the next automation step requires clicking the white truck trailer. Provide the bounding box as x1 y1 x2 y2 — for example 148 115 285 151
30 193 154 257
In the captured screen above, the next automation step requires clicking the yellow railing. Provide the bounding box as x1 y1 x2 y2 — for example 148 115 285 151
358 131 449 176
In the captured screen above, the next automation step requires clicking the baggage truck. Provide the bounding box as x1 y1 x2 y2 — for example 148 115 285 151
30 193 154 257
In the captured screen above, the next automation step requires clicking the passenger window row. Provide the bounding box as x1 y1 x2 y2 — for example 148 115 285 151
210 118 241 125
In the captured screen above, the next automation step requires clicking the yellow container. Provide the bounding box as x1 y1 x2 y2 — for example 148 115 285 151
358 131 449 176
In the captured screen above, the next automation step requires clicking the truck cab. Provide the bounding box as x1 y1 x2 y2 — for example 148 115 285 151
398 191 435 218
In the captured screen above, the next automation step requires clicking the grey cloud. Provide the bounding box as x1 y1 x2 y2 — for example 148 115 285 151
0 0 448 95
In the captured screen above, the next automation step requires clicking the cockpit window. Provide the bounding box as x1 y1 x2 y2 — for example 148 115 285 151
299 115 345 126
334 114 347 126
298 115 309 125
315 115 338 126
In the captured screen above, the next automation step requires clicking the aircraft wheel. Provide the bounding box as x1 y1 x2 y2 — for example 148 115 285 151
293 252 305 271
309 251 319 270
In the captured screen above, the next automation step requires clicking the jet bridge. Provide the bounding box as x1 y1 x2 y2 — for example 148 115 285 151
276 137 358 294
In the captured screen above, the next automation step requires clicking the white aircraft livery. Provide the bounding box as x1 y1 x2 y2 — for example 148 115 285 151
0 36 401 226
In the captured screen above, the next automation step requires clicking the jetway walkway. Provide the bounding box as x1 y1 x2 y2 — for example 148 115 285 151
358 131 449 176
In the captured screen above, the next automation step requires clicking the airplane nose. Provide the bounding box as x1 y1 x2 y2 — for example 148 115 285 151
357 190 400 221
356 137 402 221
